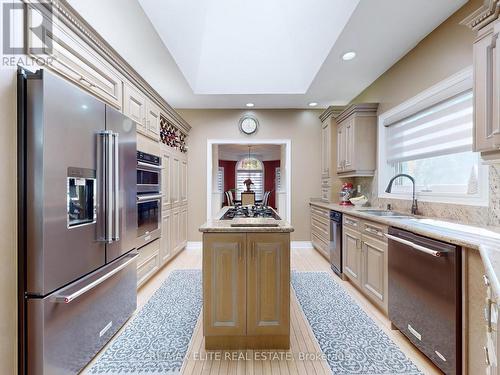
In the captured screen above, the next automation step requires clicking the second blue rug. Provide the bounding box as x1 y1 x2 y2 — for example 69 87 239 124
292 271 422 375
89 269 202 374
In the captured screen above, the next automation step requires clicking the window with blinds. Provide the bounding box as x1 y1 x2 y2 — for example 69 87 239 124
217 167 224 192
386 90 473 163
275 167 281 191
379 73 488 206
235 171 264 200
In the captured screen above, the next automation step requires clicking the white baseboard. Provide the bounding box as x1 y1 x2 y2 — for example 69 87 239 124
187 240 312 250
186 241 202 250
291 241 313 249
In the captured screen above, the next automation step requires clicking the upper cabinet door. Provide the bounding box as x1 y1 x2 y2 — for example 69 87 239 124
321 122 331 177
171 155 180 206
474 20 500 153
27 8 123 110
246 233 290 336
162 150 172 210
343 118 354 172
146 101 161 138
336 125 345 173
123 83 147 131
180 158 188 205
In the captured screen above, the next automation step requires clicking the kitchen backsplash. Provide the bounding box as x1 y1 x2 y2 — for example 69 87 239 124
351 165 500 227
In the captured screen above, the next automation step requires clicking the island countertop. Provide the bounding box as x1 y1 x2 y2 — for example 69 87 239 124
199 206 294 233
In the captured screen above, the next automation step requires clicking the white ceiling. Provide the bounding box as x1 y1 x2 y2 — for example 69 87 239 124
218 144 281 161
138 0 359 95
68 0 466 108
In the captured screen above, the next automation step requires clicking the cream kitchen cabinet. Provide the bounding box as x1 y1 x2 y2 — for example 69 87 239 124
483 274 499 375
180 159 188 205
342 214 388 312
472 20 500 160
137 238 160 288
246 233 290 337
203 233 247 338
124 84 161 141
160 210 172 265
343 226 362 286
146 100 161 138
26 5 123 110
319 106 343 202
321 121 331 177
160 145 188 261
203 232 290 349
123 83 147 132
335 104 378 177
310 204 331 259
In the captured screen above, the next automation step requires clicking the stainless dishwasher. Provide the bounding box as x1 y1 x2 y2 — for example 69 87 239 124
387 227 461 375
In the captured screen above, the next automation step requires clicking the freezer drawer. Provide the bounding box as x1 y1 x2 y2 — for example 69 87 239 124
27 252 138 375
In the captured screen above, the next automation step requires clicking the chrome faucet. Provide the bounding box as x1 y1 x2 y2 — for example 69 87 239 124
385 174 419 215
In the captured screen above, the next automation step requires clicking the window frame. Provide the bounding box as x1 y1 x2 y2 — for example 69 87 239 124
377 66 489 207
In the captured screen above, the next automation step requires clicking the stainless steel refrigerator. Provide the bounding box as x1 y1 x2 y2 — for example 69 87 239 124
18 68 139 375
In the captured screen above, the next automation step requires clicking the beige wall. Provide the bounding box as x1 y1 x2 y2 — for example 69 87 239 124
351 0 480 112
178 109 323 241
347 0 497 226
0 69 18 374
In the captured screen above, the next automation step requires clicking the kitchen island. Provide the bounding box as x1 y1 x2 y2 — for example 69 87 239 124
199 207 294 350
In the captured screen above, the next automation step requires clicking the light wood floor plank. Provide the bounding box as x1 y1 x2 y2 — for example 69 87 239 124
83 246 442 375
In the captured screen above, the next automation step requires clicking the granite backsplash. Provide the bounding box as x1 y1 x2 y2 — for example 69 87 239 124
350 164 500 227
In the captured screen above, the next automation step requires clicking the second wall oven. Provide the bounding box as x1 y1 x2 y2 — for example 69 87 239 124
137 151 162 246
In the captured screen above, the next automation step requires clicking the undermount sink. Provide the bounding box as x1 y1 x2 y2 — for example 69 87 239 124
360 210 413 218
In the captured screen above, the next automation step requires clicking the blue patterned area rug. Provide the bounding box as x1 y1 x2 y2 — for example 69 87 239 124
292 271 422 375
89 269 202 374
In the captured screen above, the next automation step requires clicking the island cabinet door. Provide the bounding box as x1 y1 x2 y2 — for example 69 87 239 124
203 233 246 336
246 233 290 336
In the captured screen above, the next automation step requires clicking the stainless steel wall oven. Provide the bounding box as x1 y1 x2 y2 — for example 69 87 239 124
136 151 162 247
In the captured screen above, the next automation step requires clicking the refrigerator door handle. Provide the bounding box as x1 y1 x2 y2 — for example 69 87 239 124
113 132 120 241
51 251 138 304
98 131 112 243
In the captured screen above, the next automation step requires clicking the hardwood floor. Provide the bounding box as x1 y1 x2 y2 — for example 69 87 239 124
83 245 442 375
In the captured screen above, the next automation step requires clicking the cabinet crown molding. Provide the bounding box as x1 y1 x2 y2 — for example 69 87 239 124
336 103 379 125
24 0 191 134
319 106 345 122
460 0 500 30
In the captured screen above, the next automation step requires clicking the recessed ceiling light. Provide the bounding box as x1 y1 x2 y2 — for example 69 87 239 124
246 103 254 107
308 102 318 107
342 51 356 61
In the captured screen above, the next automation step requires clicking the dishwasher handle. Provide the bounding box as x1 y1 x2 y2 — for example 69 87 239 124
385 233 443 257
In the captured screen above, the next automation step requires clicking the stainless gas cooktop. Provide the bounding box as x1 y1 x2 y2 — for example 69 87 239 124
220 206 281 220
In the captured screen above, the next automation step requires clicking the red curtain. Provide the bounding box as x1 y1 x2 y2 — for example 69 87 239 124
218 160 236 205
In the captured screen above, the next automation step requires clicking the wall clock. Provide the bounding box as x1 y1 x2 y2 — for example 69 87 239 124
238 115 259 135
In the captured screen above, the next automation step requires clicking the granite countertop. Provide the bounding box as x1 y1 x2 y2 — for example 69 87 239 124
310 199 500 297
199 206 294 233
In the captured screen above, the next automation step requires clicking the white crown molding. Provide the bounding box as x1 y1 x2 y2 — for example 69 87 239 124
335 103 379 124
23 0 191 134
460 0 500 30
319 106 345 122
